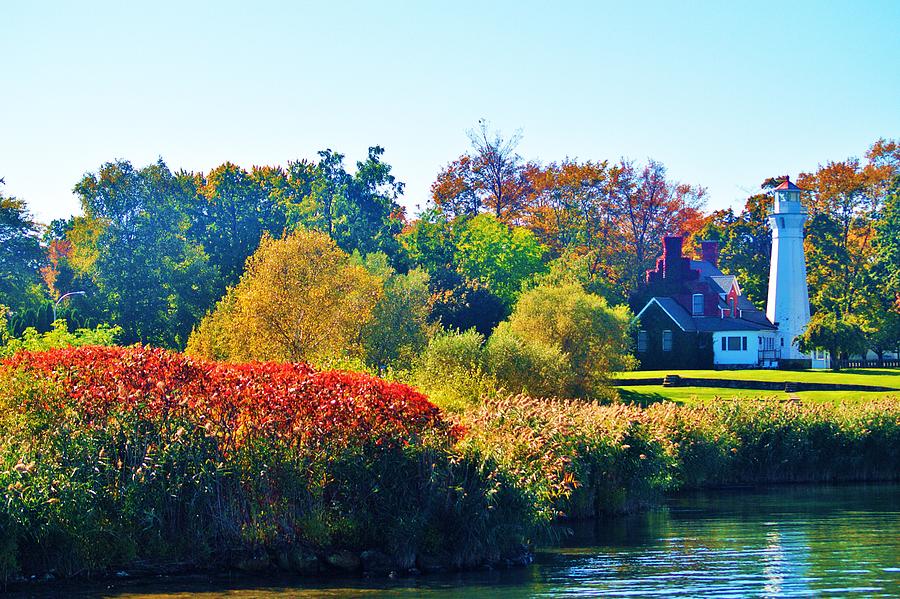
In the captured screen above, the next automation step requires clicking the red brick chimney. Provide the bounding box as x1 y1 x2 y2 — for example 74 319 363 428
700 240 719 268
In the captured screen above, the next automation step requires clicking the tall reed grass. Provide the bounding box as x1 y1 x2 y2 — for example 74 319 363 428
1 346 897 584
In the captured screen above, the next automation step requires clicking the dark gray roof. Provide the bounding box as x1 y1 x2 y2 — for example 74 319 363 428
690 260 725 279
650 297 696 331
693 317 776 332
636 296 776 333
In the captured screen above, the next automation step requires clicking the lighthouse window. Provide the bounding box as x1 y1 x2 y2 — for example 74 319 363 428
662 330 673 352
779 217 785 228
692 294 704 316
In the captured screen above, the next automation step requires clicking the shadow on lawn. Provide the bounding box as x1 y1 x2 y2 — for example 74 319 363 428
838 368 900 378
617 388 671 407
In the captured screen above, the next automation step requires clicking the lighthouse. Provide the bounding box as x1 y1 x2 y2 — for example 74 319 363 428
766 176 812 366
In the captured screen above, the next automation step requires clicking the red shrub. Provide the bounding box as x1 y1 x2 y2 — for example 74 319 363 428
2 346 455 451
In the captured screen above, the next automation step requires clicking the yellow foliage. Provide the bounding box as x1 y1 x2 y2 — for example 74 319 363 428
186 230 382 365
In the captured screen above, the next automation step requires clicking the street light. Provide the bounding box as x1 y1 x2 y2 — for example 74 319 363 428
53 291 87 322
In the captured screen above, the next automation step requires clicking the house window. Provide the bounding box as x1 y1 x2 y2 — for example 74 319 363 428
692 294 704 316
662 330 673 352
637 330 648 353
725 336 743 351
815 348 826 360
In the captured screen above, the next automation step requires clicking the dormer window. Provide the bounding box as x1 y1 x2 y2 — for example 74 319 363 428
692 293 704 316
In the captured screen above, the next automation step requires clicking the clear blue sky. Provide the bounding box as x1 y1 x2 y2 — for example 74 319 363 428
2 1 898 224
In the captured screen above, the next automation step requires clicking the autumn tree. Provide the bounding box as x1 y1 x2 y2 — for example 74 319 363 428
522 159 613 255
798 139 899 320
186 229 382 365
431 120 530 222
613 160 706 301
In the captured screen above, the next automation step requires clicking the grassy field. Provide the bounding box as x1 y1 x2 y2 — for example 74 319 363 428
613 368 900 388
617 384 900 405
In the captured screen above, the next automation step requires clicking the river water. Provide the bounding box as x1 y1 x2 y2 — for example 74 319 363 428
14 484 900 598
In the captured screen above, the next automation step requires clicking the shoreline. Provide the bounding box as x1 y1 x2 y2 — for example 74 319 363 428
7 480 900 594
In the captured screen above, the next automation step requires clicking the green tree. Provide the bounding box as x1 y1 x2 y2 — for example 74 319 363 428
286 147 406 261
189 162 288 292
873 176 900 300
73 160 216 346
484 322 574 398
498 283 635 397
0 187 44 315
400 212 512 336
454 214 547 306
796 311 868 370
358 253 435 370
343 146 406 259
696 194 772 306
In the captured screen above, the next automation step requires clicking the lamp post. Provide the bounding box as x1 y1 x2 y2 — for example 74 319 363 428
53 291 86 323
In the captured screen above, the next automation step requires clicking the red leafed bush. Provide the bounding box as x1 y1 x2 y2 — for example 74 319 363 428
3 345 457 451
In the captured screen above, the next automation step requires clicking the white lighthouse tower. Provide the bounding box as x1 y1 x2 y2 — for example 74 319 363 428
766 176 811 365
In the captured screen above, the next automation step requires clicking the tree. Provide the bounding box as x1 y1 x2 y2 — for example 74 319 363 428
189 162 288 292
73 159 216 346
186 230 382 365
484 321 574 398
358 253 435 370
797 140 899 319
696 194 772 305
341 146 407 259
431 120 530 222
428 280 508 337
873 175 900 301
400 212 538 335
499 283 635 397
0 187 44 315
285 147 406 261
613 160 706 301
796 311 867 370
522 160 615 265
454 214 547 306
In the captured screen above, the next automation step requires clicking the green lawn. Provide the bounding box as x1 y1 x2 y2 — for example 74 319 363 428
617 384 900 405
613 368 900 389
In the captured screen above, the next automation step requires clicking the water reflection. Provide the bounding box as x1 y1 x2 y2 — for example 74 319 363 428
9 484 899 598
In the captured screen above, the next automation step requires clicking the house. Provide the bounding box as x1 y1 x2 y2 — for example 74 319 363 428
633 236 778 369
